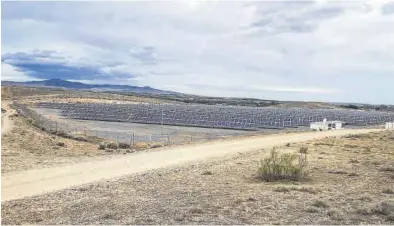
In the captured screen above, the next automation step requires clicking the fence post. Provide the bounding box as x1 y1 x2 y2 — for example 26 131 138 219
167 135 170 145
190 135 193 142
132 133 135 147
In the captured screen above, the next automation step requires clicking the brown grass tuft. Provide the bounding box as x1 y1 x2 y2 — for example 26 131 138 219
311 200 329 208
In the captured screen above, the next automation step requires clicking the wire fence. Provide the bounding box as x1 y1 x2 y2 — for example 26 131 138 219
12 102 225 147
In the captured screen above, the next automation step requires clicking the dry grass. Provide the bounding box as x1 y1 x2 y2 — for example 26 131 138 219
2 130 394 224
1 115 111 173
2 86 174 105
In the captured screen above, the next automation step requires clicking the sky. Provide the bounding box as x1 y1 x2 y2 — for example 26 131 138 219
1 1 394 104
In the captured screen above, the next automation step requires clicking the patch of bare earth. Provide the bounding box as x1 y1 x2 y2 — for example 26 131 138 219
2 130 393 224
1 113 110 173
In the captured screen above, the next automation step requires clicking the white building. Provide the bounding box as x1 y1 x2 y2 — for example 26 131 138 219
386 122 394 130
310 118 344 131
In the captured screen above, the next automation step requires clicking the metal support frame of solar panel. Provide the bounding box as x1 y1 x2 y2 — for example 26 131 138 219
35 102 394 131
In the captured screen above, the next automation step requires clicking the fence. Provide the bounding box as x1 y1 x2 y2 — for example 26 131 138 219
12 102 226 147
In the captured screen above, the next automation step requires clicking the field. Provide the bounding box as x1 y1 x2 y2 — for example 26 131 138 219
1 86 393 224
1 107 108 173
2 129 393 224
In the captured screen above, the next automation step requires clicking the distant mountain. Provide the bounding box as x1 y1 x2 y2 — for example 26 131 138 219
1 78 178 94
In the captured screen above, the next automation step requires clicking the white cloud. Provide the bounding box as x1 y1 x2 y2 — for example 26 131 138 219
2 1 394 104
250 85 342 94
1 63 37 82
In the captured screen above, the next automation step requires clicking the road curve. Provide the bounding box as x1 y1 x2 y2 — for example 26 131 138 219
2 128 380 202
1 101 15 134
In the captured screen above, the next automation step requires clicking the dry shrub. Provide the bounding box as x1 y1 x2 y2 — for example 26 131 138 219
9 113 19 118
48 130 73 139
201 171 213 175
359 196 373 202
327 210 343 220
118 142 130 149
106 143 118 149
274 186 291 193
382 189 394 194
311 200 329 208
345 133 371 139
98 143 106 150
150 143 163 149
305 207 319 213
274 186 318 194
299 146 308 154
314 142 334 146
373 200 394 221
344 144 359 149
134 142 149 150
189 208 203 214
356 208 371 215
380 167 394 172
258 147 308 182
74 136 88 142
328 170 348 175
348 172 359 177
85 135 104 143
56 142 65 147
56 130 67 136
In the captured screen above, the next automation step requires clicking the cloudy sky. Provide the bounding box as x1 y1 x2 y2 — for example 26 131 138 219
2 1 394 104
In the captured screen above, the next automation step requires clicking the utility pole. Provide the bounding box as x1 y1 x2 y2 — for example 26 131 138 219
161 104 164 135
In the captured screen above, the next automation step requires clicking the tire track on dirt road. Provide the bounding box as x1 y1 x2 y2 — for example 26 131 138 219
2 128 380 202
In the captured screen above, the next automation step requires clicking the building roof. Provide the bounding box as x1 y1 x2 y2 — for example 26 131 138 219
311 121 343 125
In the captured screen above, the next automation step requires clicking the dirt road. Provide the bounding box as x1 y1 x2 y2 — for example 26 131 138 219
1 101 15 134
1 128 380 202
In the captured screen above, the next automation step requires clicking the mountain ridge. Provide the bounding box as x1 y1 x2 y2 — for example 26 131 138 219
1 78 178 94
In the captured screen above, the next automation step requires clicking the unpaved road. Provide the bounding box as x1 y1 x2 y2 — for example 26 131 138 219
1 101 15 134
2 128 380 202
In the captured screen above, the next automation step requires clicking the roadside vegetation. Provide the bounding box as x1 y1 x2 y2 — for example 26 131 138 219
258 146 308 182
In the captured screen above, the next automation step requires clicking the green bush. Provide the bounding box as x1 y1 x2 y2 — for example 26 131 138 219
258 147 308 182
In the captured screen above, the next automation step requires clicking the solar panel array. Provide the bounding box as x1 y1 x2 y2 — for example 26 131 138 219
36 102 394 130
